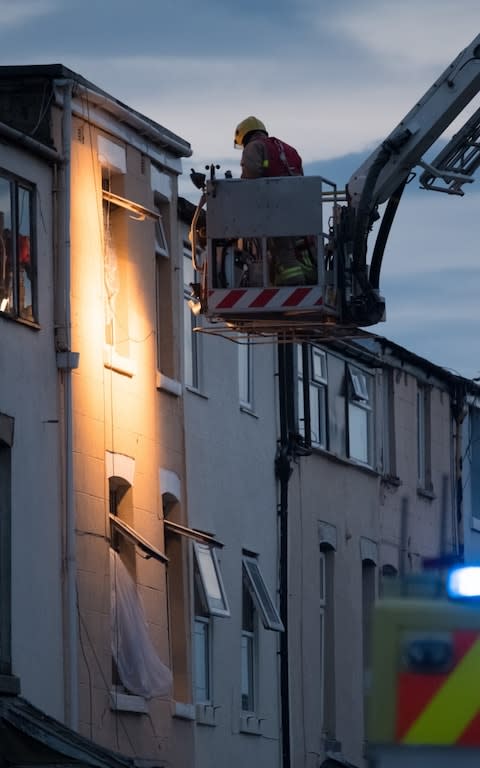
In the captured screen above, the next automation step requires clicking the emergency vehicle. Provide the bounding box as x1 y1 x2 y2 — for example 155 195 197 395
189 33 480 342
369 565 480 768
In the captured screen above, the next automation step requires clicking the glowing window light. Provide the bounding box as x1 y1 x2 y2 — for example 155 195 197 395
447 566 480 599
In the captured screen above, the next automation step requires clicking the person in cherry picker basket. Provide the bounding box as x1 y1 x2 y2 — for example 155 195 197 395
234 116 316 286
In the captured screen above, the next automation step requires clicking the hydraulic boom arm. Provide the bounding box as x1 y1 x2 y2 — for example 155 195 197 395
346 33 480 306
348 34 480 209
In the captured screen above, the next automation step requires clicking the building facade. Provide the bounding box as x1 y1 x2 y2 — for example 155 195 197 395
1 62 479 768
0 65 195 768
181 196 284 766
285 337 476 768
179 195 480 767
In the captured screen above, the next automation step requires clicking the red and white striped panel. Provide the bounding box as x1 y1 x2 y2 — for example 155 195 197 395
208 286 325 314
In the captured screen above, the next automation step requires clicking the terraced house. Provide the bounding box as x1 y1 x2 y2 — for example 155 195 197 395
0 64 480 768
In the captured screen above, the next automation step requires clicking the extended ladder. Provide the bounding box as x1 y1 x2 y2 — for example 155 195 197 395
419 105 480 194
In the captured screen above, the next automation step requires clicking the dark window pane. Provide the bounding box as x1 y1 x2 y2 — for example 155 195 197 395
0 178 12 315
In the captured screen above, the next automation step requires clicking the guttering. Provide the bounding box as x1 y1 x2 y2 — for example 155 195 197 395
52 81 192 160
55 78 79 731
0 120 61 162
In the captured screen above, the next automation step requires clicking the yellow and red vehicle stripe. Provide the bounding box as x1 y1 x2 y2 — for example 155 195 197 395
395 630 480 745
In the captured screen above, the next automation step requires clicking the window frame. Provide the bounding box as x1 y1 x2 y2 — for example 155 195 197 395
469 404 480 526
382 368 396 477
318 550 326 731
183 244 200 389
241 578 257 713
193 541 230 618
417 383 432 491
242 555 284 632
193 570 213 704
347 364 374 466
154 193 170 259
297 344 328 450
0 426 12 677
239 338 254 410
0 172 37 323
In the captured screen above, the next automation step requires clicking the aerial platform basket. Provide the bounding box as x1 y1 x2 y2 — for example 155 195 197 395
190 175 352 340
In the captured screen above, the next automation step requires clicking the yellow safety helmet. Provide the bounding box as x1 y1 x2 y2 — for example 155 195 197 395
234 116 267 148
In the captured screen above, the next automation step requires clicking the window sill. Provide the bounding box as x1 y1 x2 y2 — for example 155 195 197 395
239 713 264 735
172 700 196 720
0 674 20 695
196 703 219 726
311 446 379 477
104 346 137 377
417 486 436 501
185 385 208 400
109 689 148 713
239 405 259 419
381 474 402 488
471 518 480 532
156 371 182 397
0 312 40 330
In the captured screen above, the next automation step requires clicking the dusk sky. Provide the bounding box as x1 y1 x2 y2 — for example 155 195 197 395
1 0 480 378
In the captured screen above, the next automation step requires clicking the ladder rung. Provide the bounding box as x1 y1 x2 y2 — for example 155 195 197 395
419 104 480 193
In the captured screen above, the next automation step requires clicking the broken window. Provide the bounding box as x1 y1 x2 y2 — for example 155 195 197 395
0 175 35 322
110 549 172 699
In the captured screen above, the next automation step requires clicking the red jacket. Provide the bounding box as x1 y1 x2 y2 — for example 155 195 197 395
241 133 303 178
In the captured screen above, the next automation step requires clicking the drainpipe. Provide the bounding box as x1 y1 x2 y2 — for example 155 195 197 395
452 382 467 559
275 343 294 768
54 79 79 730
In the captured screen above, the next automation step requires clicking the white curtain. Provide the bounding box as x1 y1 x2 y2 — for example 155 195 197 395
110 549 172 698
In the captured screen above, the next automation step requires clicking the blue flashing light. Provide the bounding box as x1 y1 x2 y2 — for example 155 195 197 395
447 565 480 599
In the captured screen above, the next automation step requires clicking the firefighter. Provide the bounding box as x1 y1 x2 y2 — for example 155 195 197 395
234 116 303 179
234 116 316 286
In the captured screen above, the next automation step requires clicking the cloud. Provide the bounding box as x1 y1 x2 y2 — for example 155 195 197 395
0 0 58 28
375 188 480 277
0 0 316 59
328 0 480 71
0 0 478 378
372 266 480 378
3 2 480 171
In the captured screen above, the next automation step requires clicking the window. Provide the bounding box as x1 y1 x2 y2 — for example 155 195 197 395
362 559 376 736
417 384 432 490
241 579 256 712
0 415 13 677
152 167 176 380
239 339 253 410
163 494 191 704
194 567 211 704
380 564 398 597
242 556 283 632
382 369 396 477
163 508 229 706
347 364 373 465
318 534 336 738
297 344 327 449
154 195 169 259
193 542 230 618
184 245 200 389
318 551 326 729
109 476 136 579
110 550 171 701
109 464 171 701
102 166 130 357
241 555 283 714
468 405 480 525
0 174 36 322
